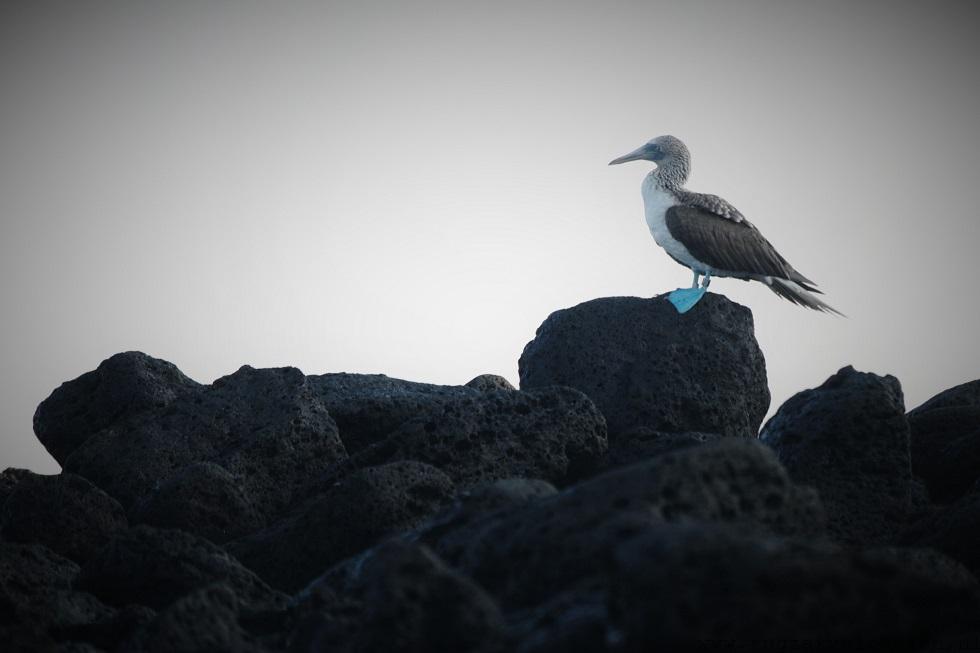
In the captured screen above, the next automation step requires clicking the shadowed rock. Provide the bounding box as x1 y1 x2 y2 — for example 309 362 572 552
229 461 456 593
905 482 980 576
78 525 285 612
345 386 607 488
518 293 769 441
761 366 912 544
605 427 723 469
1 472 127 563
908 379 980 503
466 374 516 392
61 363 347 524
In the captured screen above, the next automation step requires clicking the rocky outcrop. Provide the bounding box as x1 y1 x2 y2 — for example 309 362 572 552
761 366 913 544
519 294 769 445
10 297 980 650
908 380 980 503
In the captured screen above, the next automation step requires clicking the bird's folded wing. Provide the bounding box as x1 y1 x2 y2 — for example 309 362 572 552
665 205 794 279
676 191 745 222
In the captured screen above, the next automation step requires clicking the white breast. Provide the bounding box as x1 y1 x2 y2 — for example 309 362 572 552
640 174 710 273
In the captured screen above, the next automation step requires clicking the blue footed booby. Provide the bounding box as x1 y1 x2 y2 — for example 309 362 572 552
610 135 841 315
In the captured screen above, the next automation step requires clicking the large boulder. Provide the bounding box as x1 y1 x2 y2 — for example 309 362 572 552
60 363 348 524
908 379 980 503
78 525 285 612
229 461 456 592
611 521 980 651
518 294 769 442
761 366 912 544
347 386 607 488
1 472 128 563
904 482 980 575
34 352 200 465
423 438 824 608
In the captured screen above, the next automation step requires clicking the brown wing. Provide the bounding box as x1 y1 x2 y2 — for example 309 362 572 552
665 205 796 280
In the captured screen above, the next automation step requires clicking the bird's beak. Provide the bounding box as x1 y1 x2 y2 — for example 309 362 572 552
608 144 651 165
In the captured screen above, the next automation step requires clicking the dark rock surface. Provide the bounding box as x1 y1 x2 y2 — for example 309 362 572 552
908 379 980 503
130 462 263 545
518 293 770 440
1 471 127 563
761 365 912 544
78 525 285 612
62 363 348 522
347 386 607 488
34 352 200 465
229 461 456 592
13 296 980 650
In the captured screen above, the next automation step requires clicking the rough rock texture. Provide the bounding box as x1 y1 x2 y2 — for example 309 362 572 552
518 294 770 440
761 366 912 544
1 472 127 563
309 373 476 454
78 525 285 611
605 427 723 469
610 522 980 651
0 467 35 507
466 374 516 392
347 387 607 488
118 585 263 653
905 483 980 575
295 542 506 653
229 461 456 592
60 362 348 522
424 438 824 608
130 463 263 545
0 542 116 650
908 379 980 503
34 352 200 465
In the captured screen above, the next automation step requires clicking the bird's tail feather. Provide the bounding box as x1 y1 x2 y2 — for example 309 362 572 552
768 278 844 316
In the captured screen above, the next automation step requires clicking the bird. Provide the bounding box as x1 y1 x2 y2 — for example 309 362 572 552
609 135 841 315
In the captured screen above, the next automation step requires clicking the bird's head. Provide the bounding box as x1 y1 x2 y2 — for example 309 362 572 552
608 135 689 166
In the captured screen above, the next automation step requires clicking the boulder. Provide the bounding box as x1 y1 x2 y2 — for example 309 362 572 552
78 525 285 612
605 427 723 469
309 373 476 454
1 472 127 563
229 461 456 592
761 366 912 544
904 482 980 575
34 352 200 465
908 379 980 503
424 438 824 608
466 375 516 392
611 522 980 651
294 542 505 653
347 386 607 488
130 463 263 545
0 468 35 508
62 364 347 519
518 294 769 440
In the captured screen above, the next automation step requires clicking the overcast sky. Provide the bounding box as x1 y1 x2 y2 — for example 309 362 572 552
2 0 978 473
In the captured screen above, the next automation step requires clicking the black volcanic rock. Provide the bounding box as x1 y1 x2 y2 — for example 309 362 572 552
118 584 263 653
466 374 516 392
295 542 505 653
62 364 347 520
905 482 980 575
605 427 723 469
1 472 127 564
34 352 200 465
0 542 116 648
425 438 824 608
610 521 980 651
518 293 769 440
0 467 39 509
309 373 477 454
908 379 980 503
130 463 263 545
229 461 456 592
761 366 912 544
78 525 285 612
348 386 607 488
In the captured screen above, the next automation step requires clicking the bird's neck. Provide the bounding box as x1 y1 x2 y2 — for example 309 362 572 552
653 156 690 191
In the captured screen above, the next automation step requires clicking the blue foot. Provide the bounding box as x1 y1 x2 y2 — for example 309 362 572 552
668 287 706 314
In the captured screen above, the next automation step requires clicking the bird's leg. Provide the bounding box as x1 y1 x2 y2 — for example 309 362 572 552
701 272 712 289
691 270 700 288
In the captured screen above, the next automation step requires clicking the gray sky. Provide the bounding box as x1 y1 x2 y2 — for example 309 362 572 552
2 1 979 473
